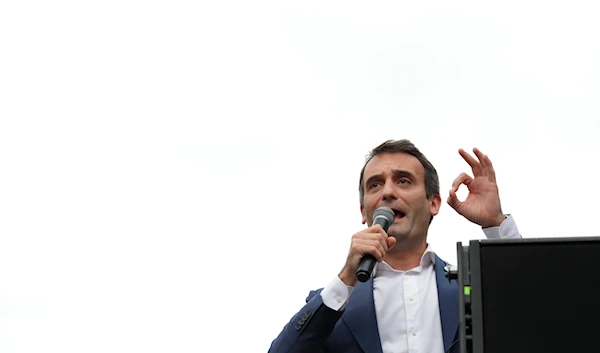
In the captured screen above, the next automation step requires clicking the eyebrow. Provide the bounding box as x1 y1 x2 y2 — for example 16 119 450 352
364 169 416 187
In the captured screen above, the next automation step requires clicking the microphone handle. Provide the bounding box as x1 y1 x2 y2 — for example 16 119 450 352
356 255 376 283
355 215 391 282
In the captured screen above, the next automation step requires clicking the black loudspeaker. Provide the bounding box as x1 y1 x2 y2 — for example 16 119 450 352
453 237 600 353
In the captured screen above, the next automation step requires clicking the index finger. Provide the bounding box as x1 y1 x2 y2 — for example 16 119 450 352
458 148 482 177
370 224 389 237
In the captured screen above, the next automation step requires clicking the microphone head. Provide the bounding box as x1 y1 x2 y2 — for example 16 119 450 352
373 206 395 231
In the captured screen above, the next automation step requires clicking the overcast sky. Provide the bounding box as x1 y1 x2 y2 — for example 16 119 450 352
1 1 599 352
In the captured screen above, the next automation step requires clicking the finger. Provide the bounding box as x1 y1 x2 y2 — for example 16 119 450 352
355 229 387 243
369 225 390 252
354 230 389 253
459 148 482 177
386 236 396 251
447 188 463 212
353 240 386 261
476 149 497 183
450 172 473 192
472 148 490 177
370 223 388 235
448 173 472 212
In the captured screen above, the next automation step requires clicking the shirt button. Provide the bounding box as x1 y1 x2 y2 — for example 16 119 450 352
336 297 342 303
409 296 414 301
412 331 417 336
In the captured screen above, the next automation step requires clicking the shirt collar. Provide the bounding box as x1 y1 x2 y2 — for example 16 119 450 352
421 244 436 267
374 244 436 276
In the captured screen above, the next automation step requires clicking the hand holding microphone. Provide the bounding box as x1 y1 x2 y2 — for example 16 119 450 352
338 207 397 286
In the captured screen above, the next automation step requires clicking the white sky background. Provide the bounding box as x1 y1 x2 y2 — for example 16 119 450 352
1 1 599 352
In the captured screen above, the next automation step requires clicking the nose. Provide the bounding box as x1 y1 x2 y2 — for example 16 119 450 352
381 181 398 202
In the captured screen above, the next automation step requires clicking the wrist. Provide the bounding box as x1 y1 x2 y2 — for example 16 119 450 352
339 269 358 287
482 213 507 228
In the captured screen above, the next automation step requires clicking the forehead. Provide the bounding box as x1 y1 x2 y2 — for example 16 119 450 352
363 153 425 182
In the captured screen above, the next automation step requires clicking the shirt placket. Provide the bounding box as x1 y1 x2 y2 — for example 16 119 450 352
404 271 420 353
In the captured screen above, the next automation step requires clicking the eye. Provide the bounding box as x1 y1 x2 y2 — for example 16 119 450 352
398 178 411 184
369 182 381 189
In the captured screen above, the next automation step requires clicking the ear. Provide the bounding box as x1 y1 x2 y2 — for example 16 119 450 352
429 194 442 217
360 204 367 224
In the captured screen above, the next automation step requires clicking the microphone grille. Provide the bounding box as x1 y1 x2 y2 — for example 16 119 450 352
373 206 395 224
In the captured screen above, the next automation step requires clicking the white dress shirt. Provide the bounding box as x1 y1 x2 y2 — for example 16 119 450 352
320 215 521 353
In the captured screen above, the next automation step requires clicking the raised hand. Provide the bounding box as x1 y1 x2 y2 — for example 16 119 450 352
447 148 505 228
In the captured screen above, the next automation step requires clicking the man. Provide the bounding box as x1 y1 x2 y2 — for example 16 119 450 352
269 139 521 353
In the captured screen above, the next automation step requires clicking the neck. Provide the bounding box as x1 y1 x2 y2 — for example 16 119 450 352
383 238 428 271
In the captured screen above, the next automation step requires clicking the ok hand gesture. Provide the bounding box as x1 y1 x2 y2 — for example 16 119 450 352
447 148 506 228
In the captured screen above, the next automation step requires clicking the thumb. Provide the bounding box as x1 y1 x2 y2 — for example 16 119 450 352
387 236 397 250
447 189 462 212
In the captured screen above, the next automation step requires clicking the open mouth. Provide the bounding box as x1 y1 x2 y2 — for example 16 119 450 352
393 209 406 219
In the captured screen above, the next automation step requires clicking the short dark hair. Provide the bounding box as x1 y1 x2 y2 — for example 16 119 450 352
359 139 440 206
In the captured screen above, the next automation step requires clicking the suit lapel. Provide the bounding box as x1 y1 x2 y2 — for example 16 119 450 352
341 279 383 353
435 255 459 352
340 255 458 353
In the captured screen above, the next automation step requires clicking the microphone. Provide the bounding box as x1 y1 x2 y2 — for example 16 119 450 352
356 206 395 283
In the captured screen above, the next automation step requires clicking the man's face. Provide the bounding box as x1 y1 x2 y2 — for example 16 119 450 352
360 153 441 242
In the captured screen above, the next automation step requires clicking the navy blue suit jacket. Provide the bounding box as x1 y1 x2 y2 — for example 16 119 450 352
269 255 459 353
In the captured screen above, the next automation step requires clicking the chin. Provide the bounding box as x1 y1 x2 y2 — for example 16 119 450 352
387 226 408 239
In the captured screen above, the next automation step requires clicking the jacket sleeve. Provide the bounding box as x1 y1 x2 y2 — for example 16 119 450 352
268 289 345 353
